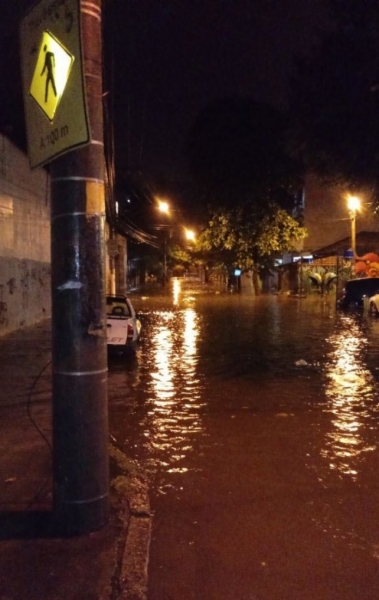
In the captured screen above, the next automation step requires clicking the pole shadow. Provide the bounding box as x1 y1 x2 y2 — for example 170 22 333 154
0 510 56 539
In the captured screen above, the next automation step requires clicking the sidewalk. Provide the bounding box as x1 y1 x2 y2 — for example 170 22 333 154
0 319 151 600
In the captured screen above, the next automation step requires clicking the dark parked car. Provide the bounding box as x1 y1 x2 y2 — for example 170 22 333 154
337 278 379 309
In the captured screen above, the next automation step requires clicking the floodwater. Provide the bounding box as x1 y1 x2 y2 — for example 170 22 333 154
108 280 379 600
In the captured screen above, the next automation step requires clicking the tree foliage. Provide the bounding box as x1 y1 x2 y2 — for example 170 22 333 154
197 205 307 272
186 96 306 271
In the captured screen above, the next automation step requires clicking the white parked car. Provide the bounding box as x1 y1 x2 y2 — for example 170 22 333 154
369 292 379 315
106 294 141 351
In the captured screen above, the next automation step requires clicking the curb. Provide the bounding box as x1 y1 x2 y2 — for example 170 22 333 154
109 444 152 600
121 515 152 600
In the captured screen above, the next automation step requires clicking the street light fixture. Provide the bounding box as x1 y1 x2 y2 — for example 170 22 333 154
184 228 196 242
157 200 170 215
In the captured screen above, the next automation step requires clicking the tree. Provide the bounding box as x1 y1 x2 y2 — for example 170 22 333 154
290 0 379 203
197 204 307 293
185 96 306 291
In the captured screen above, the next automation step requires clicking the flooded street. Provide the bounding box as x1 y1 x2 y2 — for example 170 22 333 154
108 281 379 600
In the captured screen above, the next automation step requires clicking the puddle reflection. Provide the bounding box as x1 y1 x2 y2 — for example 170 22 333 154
322 315 377 479
142 283 205 486
172 277 181 306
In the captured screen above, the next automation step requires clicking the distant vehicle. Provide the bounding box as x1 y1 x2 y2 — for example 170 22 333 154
106 294 141 352
337 278 379 309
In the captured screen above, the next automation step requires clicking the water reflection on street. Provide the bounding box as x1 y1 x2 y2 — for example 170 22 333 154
107 280 379 599
145 300 204 479
322 314 378 480
108 281 379 489
109 279 209 491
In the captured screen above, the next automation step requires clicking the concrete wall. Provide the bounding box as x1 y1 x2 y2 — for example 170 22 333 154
0 135 50 336
303 173 379 252
104 223 127 295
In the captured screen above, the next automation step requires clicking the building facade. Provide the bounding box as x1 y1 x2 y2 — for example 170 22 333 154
0 134 129 336
0 134 51 336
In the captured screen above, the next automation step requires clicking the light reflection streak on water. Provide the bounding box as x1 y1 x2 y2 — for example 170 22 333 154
322 317 377 479
143 282 204 481
172 278 181 306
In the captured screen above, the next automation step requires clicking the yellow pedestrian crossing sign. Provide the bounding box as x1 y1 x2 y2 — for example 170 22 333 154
30 31 74 122
20 0 90 169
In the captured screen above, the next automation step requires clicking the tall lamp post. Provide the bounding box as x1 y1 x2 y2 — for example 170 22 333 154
184 228 200 278
347 195 361 260
347 195 361 279
157 200 170 285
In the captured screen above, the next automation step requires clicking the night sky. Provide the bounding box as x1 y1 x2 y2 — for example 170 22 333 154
1 1 328 190
107 0 328 184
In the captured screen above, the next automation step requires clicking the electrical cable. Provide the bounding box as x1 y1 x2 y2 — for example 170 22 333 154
116 217 160 246
24 360 53 510
26 360 52 453
102 0 159 248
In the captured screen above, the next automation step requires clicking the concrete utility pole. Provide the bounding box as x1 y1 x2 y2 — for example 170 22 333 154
50 0 109 535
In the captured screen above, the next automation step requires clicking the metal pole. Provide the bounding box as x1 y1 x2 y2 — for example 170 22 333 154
50 0 109 535
163 233 167 285
336 252 340 307
351 210 356 276
109 229 116 295
351 211 356 254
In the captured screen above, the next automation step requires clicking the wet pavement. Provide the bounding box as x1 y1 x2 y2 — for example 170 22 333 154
108 281 379 600
0 320 151 600
2 281 379 599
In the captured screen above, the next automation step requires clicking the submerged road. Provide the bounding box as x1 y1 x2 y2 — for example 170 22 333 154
108 281 379 600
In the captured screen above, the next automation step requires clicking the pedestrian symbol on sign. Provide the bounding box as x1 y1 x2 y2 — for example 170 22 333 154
30 31 74 122
41 45 57 103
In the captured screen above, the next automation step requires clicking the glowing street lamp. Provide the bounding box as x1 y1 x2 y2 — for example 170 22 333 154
184 228 196 242
347 195 361 258
157 200 170 215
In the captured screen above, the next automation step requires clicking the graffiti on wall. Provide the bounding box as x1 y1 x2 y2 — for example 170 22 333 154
0 261 51 332
0 285 8 326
